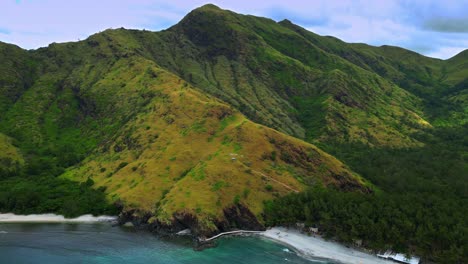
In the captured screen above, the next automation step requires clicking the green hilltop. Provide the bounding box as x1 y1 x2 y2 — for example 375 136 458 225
0 4 466 263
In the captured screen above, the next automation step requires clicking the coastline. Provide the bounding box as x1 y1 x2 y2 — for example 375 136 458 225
0 213 117 223
0 215 401 264
261 227 395 264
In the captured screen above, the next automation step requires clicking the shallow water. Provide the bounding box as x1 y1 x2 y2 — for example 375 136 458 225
0 223 334 264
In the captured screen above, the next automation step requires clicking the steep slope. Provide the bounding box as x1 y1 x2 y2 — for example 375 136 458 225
0 44 28 175
446 49 468 85
0 30 368 235
61 57 368 235
0 42 37 116
125 4 430 147
0 32 174 175
0 133 24 177
442 50 468 126
0 4 465 261
278 21 467 127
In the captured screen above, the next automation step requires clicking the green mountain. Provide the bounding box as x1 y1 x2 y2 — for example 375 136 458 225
0 4 466 263
0 27 368 235
128 5 431 147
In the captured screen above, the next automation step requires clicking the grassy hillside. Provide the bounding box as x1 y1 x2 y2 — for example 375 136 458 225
61 57 368 235
0 133 24 177
124 4 466 146
123 4 431 148
0 35 367 235
0 3 465 262
279 21 467 128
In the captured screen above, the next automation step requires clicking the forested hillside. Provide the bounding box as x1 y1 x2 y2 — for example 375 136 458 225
0 4 466 263
0 24 368 236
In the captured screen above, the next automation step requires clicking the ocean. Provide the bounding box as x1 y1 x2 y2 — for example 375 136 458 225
0 223 332 264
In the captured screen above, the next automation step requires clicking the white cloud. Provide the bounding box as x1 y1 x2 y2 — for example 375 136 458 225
307 15 415 44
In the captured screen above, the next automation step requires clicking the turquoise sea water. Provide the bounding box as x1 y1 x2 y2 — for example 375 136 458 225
0 223 333 264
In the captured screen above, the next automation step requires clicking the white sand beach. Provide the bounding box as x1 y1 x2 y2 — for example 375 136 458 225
262 227 394 264
0 213 117 223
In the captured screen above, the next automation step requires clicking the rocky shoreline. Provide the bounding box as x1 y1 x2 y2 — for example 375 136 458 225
116 203 266 249
0 212 418 264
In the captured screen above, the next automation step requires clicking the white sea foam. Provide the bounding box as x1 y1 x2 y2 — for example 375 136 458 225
262 227 395 264
0 213 117 223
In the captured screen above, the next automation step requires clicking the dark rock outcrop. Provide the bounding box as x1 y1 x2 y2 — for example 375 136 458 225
116 204 265 249
219 204 265 232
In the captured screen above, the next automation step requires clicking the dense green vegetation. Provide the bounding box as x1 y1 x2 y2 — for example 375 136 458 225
0 4 466 262
0 21 365 234
0 127 117 217
321 126 467 196
156 6 466 261
0 134 117 217
265 187 466 263
0 176 117 217
265 125 468 262
131 5 429 146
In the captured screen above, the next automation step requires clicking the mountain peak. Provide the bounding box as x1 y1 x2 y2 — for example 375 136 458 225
176 3 230 26
278 19 293 25
171 3 251 58
186 3 226 16
195 3 222 11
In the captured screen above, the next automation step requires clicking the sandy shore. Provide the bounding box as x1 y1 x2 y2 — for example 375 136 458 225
261 227 394 264
0 213 117 223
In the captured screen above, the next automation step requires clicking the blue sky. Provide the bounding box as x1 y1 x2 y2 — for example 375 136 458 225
1 0 467 59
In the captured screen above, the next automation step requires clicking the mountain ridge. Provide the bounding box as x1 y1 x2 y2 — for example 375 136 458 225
0 21 370 236
0 4 466 262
